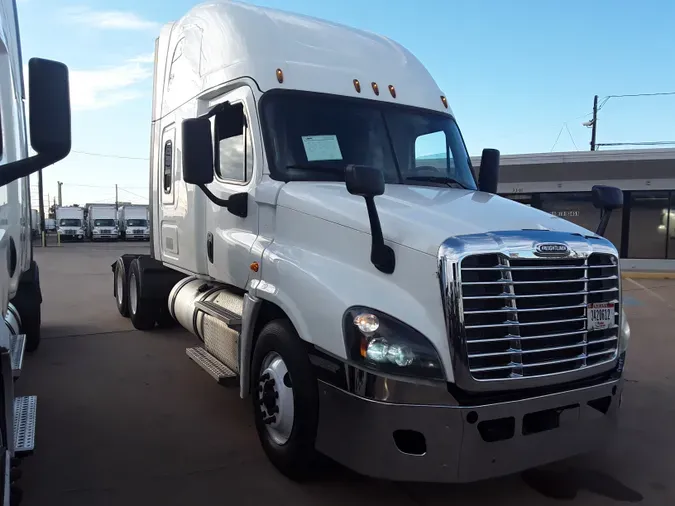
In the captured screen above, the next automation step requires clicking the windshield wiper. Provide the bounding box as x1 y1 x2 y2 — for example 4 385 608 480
405 175 466 188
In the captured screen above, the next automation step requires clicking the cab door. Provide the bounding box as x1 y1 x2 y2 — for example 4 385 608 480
204 86 259 289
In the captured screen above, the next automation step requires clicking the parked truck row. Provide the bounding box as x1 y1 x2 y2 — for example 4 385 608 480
50 204 149 242
111 0 630 484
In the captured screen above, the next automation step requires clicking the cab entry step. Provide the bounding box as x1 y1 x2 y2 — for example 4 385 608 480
14 396 37 455
186 346 237 385
10 334 26 378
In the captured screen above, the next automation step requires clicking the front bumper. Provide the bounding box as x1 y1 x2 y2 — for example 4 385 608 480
93 233 119 240
315 377 622 483
125 234 149 240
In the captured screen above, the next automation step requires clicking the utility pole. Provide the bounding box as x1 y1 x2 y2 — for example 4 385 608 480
590 94 598 151
37 170 45 235
115 184 118 209
57 181 63 206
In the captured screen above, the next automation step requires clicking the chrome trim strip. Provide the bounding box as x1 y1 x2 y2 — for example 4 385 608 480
438 230 622 392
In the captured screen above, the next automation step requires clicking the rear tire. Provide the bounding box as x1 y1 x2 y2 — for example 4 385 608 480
251 319 319 481
128 259 157 331
113 258 129 317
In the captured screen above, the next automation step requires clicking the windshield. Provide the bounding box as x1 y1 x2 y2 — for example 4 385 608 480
261 91 476 189
59 219 81 227
127 219 147 227
94 219 116 227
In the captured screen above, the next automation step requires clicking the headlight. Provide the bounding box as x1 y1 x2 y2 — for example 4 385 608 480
343 307 444 380
620 308 630 353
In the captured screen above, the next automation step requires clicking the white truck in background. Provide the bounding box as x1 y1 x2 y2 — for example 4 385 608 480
56 206 84 241
117 205 149 241
0 0 72 502
87 204 119 241
113 1 630 484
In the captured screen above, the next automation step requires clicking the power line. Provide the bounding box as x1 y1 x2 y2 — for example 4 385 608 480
564 123 579 151
606 91 675 99
118 187 148 200
549 124 565 152
596 141 675 148
71 150 149 161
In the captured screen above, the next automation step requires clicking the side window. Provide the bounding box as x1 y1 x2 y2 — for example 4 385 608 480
414 131 450 172
214 103 252 183
163 140 173 193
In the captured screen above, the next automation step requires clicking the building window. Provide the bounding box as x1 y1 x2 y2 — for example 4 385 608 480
664 191 675 259
628 191 670 259
163 140 173 193
535 192 621 251
214 103 252 183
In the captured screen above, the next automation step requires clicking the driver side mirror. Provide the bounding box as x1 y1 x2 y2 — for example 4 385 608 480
181 117 247 218
182 117 214 185
478 148 500 194
592 185 623 237
0 58 72 186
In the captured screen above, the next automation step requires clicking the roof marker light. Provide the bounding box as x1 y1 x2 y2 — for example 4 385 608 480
276 68 284 83
371 82 380 96
388 85 396 98
441 95 448 108
353 79 361 93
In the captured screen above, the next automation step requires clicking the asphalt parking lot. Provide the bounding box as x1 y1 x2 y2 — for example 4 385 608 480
15 241 675 505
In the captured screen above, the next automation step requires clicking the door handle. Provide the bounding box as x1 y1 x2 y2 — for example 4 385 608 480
207 232 214 263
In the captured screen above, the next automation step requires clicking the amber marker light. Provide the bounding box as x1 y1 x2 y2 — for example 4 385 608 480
371 82 380 95
250 262 259 272
353 79 361 93
276 68 284 83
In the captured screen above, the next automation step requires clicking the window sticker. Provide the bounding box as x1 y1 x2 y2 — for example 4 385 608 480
301 135 343 161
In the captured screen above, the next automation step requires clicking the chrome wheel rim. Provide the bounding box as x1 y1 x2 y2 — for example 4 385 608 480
116 268 124 306
129 272 138 315
258 352 294 445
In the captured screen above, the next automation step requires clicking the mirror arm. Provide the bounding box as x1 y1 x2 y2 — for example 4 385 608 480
364 196 395 274
595 209 612 237
198 184 248 218
0 152 61 187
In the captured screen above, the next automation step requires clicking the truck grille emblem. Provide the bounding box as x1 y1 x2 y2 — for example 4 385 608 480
534 242 570 256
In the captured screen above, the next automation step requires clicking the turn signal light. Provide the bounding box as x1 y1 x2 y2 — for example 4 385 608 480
250 262 259 272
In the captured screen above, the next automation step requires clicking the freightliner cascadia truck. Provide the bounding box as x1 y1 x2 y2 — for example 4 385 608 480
0 0 72 501
112 0 630 483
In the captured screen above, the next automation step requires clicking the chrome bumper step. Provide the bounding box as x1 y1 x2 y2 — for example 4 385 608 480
186 346 237 385
10 335 25 378
13 396 36 455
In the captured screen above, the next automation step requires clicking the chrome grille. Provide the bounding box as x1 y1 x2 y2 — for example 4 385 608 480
460 253 620 381
101 229 111 234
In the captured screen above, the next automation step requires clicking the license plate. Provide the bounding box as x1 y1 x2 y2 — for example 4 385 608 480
588 303 614 330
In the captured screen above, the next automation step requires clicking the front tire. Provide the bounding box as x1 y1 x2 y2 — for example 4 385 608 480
128 259 157 331
12 261 42 352
251 319 319 481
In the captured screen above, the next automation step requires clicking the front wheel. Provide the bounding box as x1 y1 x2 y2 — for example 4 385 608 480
251 319 319 481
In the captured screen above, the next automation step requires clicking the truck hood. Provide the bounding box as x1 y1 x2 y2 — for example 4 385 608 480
277 182 598 256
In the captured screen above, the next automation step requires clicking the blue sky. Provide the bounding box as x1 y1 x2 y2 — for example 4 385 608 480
19 0 675 208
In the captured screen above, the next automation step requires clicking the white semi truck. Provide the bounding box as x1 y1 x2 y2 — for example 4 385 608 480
117 205 149 241
56 206 84 241
112 1 630 483
87 204 119 241
0 0 72 502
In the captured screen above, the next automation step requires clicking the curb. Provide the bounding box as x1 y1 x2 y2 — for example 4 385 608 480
621 271 675 280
